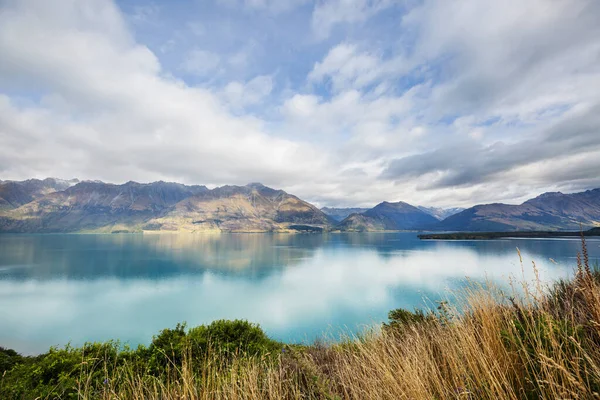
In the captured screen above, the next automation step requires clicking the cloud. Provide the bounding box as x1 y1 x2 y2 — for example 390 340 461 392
217 0 309 14
308 42 414 94
311 0 400 38
299 0 600 205
309 43 379 91
0 0 599 208
0 0 327 189
0 237 567 353
221 75 274 108
377 0 600 196
407 0 600 120
130 4 161 24
180 49 221 76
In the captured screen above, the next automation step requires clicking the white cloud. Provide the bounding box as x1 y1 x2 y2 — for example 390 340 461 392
180 49 221 76
0 0 328 190
221 75 274 108
294 0 600 206
0 240 566 353
312 0 398 38
282 94 320 118
217 0 309 14
130 4 161 24
308 42 411 92
309 43 377 90
0 0 600 208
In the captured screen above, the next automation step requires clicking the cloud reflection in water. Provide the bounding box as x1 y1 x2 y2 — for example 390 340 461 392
1 233 596 354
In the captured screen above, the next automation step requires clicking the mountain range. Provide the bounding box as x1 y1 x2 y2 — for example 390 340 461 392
0 178 599 233
319 208 370 222
416 206 465 221
436 189 600 231
0 179 332 233
0 178 79 211
320 206 464 222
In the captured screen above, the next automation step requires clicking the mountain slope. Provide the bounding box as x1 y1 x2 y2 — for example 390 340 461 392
0 178 78 210
321 207 369 222
417 206 465 221
0 181 333 233
335 213 386 231
437 189 600 231
0 180 209 232
145 183 334 232
337 201 439 231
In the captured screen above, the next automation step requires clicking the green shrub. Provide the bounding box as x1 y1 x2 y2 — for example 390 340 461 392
146 322 188 374
384 308 434 332
0 347 24 374
0 342 121 400
0 320 281 399
188 319 281 357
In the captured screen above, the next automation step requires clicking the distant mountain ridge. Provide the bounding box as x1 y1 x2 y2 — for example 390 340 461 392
0 179 333 233
417 206 465 221
337 201 439 231
322 205 463 223
321 207 369 222
0 178 79 210
437 189 600 231
329 189 600 232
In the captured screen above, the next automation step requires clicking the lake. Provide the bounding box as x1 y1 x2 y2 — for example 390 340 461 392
1 232 598 354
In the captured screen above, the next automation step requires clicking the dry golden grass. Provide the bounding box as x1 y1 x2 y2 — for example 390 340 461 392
76 240 600 399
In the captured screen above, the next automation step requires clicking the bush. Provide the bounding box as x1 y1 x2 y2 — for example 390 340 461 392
0 347 23 374
0 320 281 399
188 319 282 357
384 308 434 332
146 322 188 374
0 342 122 400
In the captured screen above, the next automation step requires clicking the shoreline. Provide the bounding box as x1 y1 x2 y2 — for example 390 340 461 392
419 228 600 240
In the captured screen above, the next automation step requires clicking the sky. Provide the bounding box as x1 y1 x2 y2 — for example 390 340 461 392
0 0 599 208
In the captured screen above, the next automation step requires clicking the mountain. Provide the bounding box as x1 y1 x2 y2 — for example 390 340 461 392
3 178 598 233
337 201 439 231
323 205 463 223
417 206 465 221
0 178 78 211
436 189 600 231
144 182 335 232
0 180 334 233
321 207 369 222
335 213 386 231
0 180 208 233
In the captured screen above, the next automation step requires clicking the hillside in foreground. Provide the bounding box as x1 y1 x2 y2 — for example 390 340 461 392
2 242 600 399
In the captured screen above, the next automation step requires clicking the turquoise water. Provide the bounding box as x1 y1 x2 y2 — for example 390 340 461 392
1 233 598 354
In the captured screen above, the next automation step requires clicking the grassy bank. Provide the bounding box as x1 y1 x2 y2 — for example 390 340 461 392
2 240 600 399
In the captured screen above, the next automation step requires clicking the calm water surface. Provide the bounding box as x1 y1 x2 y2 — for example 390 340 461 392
1 233 599 354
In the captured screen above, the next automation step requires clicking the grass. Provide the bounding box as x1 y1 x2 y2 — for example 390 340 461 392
2 238 600 399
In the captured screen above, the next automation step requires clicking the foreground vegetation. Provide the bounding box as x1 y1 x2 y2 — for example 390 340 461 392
2 239 600 399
